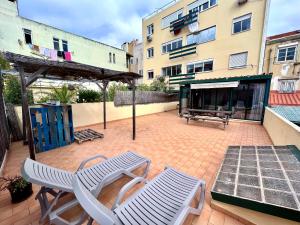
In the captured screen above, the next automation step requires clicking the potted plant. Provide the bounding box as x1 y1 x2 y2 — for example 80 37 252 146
0 176 33 203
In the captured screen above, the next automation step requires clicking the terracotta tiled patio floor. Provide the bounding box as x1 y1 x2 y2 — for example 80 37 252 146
0 110 272 225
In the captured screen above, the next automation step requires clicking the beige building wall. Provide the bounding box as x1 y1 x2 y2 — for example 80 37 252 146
142 0 269 84
15 102 178 128
0 0 128 72
264 107 300 149
263 34 300 91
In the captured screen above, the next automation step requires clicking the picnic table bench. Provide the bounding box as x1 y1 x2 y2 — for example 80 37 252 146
182 109 233 129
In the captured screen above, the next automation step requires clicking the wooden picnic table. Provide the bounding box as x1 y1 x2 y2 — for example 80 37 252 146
183 108 233 129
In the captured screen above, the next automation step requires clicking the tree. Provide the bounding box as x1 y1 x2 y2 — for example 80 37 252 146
4 75 34 105
49 85 76 104
77 89 102 103
0 54 10 70
136 84 150 91
150 76 168 92
107 83 128 101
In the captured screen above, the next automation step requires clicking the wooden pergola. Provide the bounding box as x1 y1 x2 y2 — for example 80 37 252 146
3 52 142 160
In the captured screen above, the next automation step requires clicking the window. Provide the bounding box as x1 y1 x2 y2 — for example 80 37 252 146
188 0 217 14
139 70 143 76
113 53 116 64
53 38 60 51
187 60 213 73
162 65 182 76
148 70 154 79
62 40 68 52
187 26 216 45
162 38 183 54
109 52 112 63
279 80 296 93
233 14 251 34
23 29 32 44
277 46 297 62
147 48 154 58
147 24 154 36
161 9 183 29
229 52 248 68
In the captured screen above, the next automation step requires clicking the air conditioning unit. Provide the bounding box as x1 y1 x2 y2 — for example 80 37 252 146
147 35 152 42
238 0 248 5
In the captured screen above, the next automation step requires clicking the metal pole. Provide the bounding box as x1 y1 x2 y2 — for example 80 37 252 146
19 66 35 160
102 81 108 130
132 79 136 140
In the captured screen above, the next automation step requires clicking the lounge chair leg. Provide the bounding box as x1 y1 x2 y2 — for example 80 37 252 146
142 160 151 178
87 218 94 225
190 181 206 215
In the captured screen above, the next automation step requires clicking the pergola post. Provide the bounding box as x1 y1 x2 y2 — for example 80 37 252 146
96 81 109 130
18 66 35 160
132 79 136 140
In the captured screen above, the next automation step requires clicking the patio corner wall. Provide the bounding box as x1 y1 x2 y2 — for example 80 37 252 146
263 107 300 149
15 101 178 129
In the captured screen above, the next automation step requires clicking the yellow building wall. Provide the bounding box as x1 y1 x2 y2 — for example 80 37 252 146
263 38 300 91
0 0 128 72
15 102 178 128
264 107 300 149
142 0 268 84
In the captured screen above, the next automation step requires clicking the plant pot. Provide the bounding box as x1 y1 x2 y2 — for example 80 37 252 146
8 183 33 203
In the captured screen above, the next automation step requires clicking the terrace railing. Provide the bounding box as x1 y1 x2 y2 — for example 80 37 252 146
170 12 198 33
169 73 195 85
169 43 197 60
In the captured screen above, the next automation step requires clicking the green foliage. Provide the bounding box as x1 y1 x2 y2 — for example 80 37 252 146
4 75 34 105
136 84 150 91
107 83 128 101
50 85 76 104
36 95 50 104
0 54 10 70
150 76 168 92
78 89 102 103
0 176 30 193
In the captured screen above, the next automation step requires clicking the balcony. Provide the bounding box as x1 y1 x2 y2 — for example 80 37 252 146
169 73 195 85
170 11 198 33
169 43 197 59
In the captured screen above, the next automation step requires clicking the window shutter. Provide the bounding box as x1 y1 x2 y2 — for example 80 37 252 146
229 52 248 68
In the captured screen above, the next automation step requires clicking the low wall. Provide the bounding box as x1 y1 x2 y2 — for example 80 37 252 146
15 101 178 128
264 107 300 149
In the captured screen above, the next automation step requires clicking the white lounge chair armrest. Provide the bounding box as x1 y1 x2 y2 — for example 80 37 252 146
112 177 145 210
77 154 108 170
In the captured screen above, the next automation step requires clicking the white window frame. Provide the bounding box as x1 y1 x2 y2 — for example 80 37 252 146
187 0 217 14
232 13 252 34
229 52 248 69
161 9 183 29
277 45 297 62
147 47 154 58
186 59 214 73
187 26 216 45
161 38 183 54
161 65 182 76
62 40 68 52
147 70 154 80
147 24 154 36
53 37 60 51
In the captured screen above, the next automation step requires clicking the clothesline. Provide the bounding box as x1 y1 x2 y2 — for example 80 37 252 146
28 44 72 61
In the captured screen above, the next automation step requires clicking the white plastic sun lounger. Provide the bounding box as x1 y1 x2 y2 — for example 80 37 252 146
21 151 150 225
73 167 206 225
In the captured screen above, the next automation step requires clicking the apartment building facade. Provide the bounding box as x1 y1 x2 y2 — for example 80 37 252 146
264 30 300 93
142 0 271 121
0 0 128 72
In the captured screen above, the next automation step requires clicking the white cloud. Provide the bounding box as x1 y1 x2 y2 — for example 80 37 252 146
18 0 300 47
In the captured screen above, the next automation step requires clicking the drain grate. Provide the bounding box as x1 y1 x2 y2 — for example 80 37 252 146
211 145 300 222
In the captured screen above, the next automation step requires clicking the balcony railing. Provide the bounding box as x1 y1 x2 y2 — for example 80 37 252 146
169 73 195 85
169 43 197 59
170 12 198 33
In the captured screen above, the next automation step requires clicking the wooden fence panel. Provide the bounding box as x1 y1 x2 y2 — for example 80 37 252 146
114 91 178 106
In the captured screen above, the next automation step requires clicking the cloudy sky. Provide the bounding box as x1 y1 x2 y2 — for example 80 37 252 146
18 0 300 48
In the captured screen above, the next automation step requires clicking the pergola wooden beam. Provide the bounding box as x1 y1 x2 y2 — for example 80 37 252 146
2 51 141 160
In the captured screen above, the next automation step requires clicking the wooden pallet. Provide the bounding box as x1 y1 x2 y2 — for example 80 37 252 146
74 129 104 144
